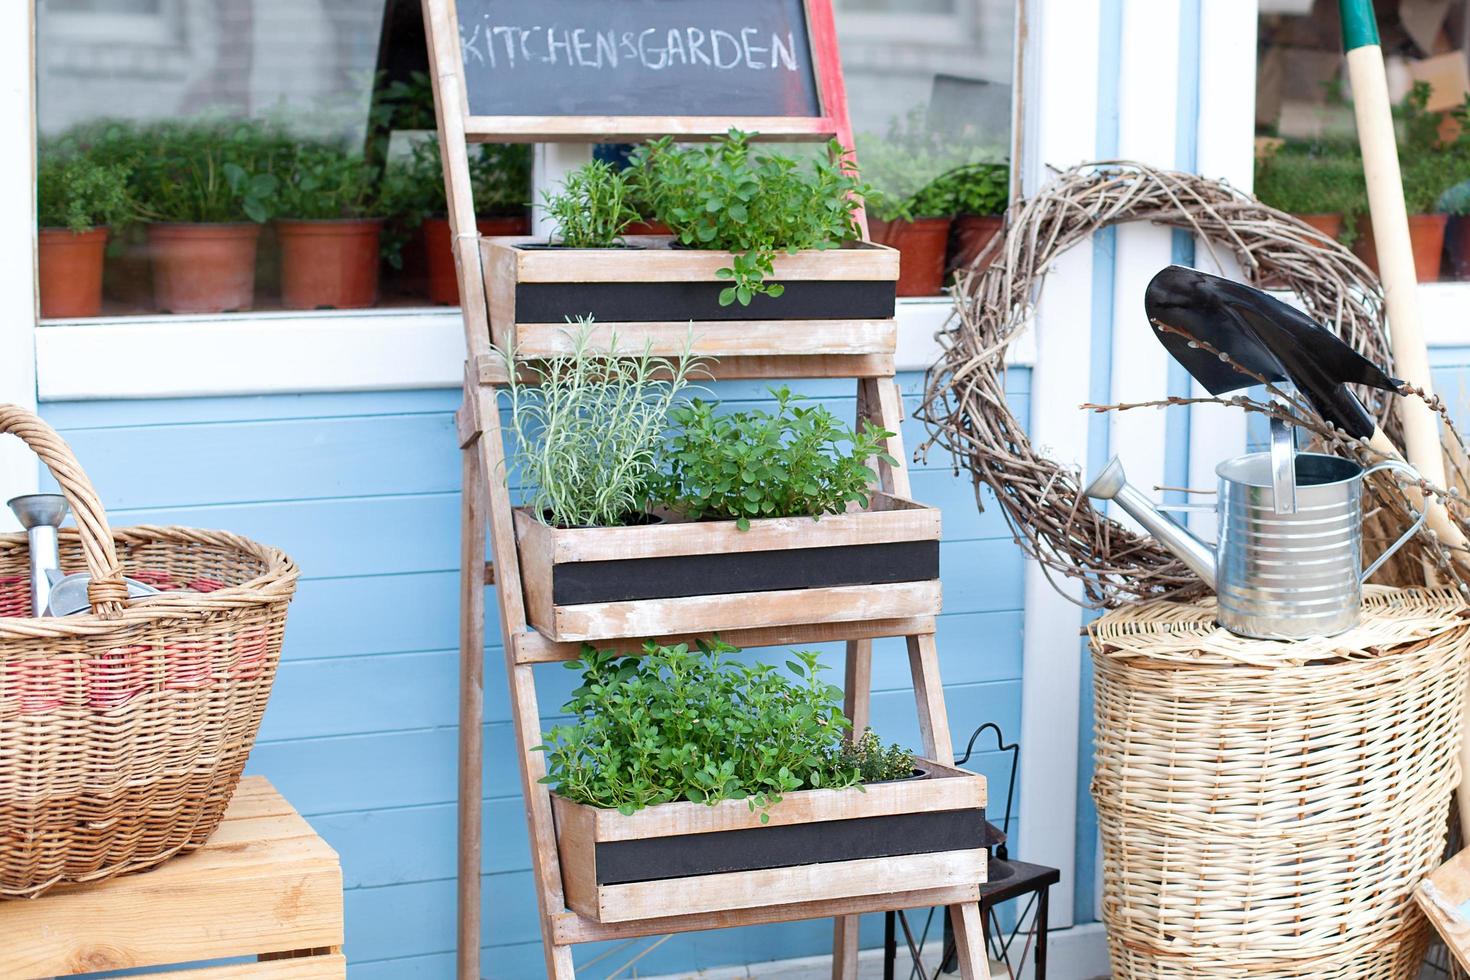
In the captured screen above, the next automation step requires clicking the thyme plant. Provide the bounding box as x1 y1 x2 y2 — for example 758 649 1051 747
651 385 896 530
499 322 704 528
537 639 869 819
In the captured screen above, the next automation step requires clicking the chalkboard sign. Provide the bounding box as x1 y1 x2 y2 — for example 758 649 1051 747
455 0 823 119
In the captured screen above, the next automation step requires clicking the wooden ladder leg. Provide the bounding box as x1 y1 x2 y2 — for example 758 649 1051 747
468 383 579 980
457 446 487 980
907 632 987 980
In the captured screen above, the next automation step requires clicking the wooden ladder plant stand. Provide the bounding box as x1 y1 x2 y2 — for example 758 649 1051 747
0 778 346 979
423 2 990 977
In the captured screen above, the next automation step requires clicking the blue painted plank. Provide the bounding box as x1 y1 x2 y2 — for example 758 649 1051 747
40 389 460 429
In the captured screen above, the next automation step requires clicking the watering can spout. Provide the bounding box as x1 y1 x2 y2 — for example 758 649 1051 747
1083 458 1218 588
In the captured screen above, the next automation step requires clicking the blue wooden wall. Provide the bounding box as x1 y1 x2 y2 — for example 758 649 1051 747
40 368 1032 978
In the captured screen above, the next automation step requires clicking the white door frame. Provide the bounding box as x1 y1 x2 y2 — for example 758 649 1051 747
0 2 38 528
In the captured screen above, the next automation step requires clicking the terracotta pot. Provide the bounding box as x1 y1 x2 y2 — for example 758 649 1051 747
868 216 953 296
1353 213 1447 283
278 218 384 310
623 219 672 236
1293 213 1343 242
424 215 531 304
38 227 108 318
948 214 1004 277
148 222 261 314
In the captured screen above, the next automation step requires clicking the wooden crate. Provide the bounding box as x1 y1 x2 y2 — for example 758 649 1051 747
552 759 987 924
482 235 900 360
514 492 942 643
0 777 345 980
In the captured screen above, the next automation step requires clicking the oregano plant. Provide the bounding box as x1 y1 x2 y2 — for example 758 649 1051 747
651 385 896 530
631 129 870 306
537 639 882 820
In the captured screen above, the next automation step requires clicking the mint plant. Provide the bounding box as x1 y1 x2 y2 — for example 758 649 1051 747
543 159 640 247
631 129 869 305
129 119 288 224
537 639 867 820
498 321 706 528
652 386 896 530
276 143 382 220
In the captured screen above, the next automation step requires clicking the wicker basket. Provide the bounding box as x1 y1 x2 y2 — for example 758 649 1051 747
1090 587 1470 979
0 406 298 899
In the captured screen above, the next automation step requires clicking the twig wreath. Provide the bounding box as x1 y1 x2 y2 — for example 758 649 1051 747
917 161 1470 607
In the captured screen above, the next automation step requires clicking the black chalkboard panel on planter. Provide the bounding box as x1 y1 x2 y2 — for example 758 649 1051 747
483 236 900 363
514 492 940 644
551 758 987 923
454 0 822 119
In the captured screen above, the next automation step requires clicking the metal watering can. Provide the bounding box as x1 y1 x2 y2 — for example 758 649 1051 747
1085 452 1425 640
1083 266 1428 641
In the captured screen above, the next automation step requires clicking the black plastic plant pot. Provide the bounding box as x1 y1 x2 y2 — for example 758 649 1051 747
514 493 941 644
482 235 900 363
551 758 987 923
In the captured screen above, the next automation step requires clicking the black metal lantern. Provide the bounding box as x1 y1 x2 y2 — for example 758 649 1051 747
883 723 1060 979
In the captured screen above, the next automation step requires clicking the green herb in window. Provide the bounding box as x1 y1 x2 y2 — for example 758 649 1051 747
536 639 865 820
498 321 706 529
37 154 132 233
129 119 290 224
651 385 897 531
276 143 382 220
379 139 531 268
631 129 869 306
542 159 640 248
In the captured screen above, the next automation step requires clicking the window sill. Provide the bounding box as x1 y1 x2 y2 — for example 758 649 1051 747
36 296 1034 401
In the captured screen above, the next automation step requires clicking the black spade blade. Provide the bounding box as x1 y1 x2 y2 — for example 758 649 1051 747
1144 265 1400 439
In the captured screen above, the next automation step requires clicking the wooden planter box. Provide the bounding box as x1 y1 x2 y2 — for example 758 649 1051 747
552 759 987 923
483 236 899 359
514 493 941 643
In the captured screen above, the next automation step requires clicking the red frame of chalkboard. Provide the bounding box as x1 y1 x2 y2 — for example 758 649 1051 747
436 0 855 149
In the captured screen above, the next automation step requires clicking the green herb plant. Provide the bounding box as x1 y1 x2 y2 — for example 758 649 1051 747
537 639 865 820
930 162 1010 217
858 110 1005 222
37 154 132 232
632 129 869 306
652 385 896 530
380 139 531 267
839 728 917 782
1253 148 1367 238
129 120 288 224
276 143 381 220
543 159 640 247
499 321 706 528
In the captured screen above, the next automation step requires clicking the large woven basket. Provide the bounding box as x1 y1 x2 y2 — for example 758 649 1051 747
1091 587 1470 979
0 406 297 899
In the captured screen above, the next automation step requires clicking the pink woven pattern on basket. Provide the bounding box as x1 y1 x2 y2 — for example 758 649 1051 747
0 405 297 900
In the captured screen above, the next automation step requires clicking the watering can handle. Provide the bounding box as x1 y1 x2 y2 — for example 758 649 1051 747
1359 459 1429 583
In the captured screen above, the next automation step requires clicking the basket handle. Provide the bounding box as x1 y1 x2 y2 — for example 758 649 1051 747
1 404 126 618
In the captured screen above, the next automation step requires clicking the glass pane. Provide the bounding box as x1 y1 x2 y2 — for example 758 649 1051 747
35 0 532 318
1253 0 1470 282
835 0 1014 296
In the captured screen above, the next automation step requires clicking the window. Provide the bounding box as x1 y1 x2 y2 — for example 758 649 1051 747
34 0 1013 319
1254 0 1470 282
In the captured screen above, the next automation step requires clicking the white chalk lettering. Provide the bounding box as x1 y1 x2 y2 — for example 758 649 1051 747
547 27 572 64
519 27 537 63
638 28 666 69
490 25 517 66
686 27 711 66
596 30 619 68
460 23 487 65
664 28 687 66
572 28 595 66
621 31 638 60
740 27 765 68
711 29 742 69
771 31 798 71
